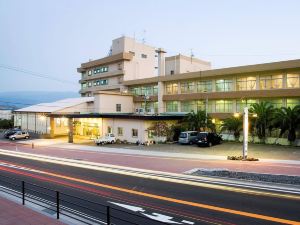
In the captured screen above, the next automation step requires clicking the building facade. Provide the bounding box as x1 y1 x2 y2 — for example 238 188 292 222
14 36 300 144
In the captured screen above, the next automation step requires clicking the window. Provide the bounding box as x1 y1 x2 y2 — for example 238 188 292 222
81 83 87 89
132 129 138 137
287 98 300 108
94 69 97 74
107 126 112 134
197 80 212 92
263 99 283 108
148 130 155 138
216 79 233 92
287 74 300 88
129 51 135 56
215 100 233 113
170 70 174 75
118 63 122 70
81 72 86 78
116 104 121 112
141 54 147 58
100 79 108 85
88 82 92 87
236 77 256 91
196 100 212 113
181 101 195 112
181 81 194 93
118 77 123 84
236 99 257 112
166 83 178 94
117 127 123 136
260 75 283 89
130 87 141 95
166 101 178 112
88 70 92 76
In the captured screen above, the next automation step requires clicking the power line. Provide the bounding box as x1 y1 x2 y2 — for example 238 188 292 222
0 64 78 86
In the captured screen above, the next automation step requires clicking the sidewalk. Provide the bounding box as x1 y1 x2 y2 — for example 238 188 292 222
0 196 64 225
1 140 300 176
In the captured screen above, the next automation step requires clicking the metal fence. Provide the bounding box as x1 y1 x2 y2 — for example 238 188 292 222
0 174 168 225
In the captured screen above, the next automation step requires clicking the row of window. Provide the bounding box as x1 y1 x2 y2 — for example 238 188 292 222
107 126 138 138
165 98 300 113
86 66 109 76
164 74 300 94
81 79 108 89
129 85 158 96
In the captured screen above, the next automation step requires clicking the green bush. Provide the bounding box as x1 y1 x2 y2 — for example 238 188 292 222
0 119 13 129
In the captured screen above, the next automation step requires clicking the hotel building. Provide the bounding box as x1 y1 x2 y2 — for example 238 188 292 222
14 36 300 144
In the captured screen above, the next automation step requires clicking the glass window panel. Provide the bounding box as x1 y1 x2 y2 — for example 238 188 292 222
287 74 300 88
287 98 300 108
166 101 178 112
197 80 212 92
215 100 233 113
181 101 194 112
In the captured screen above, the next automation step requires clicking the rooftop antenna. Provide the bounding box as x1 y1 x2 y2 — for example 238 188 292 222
190 48 195 63
142 29 146 44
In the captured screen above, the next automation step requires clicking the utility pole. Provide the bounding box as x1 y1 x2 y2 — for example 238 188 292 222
243 107 249 159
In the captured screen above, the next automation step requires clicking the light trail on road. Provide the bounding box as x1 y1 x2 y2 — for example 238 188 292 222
0 160 299 225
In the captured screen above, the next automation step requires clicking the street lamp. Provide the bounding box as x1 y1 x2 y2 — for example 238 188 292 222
243 107 249 160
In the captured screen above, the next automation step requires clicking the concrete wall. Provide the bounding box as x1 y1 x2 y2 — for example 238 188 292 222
102 118 147 143
165 54 211 75
94 92 134 113
112 37 157 81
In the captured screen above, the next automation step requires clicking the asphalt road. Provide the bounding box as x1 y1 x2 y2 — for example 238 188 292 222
0 154 299 225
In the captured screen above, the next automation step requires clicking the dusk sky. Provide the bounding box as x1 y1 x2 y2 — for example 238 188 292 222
1 0 300 92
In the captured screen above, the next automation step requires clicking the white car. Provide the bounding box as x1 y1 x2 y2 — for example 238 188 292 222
9 131 30 141
95 133 116 145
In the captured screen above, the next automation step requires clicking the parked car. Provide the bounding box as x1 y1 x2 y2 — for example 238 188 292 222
9 131 30 141
4 128 21 139
195 132 222 147
178 131 198 145
95 133 116 145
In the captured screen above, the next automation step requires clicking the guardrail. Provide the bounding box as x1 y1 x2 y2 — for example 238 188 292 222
0 174 168 225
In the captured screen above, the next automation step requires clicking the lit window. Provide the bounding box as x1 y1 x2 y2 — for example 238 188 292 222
88 82 92 87
100 80 108 85
215 100 233 113
94 69 97 74
88 70 92 76
263 99 283 108
116 104 121 112
132 129 138 137
181 81 194 93
236 99 257 112
236 77 256 91
166 101 178 112
117 127 123 136
287 74 300 88
216 79 233 92
166 83 178 94
181 101 195 112
260 75 283 89
287 98 300 108
196 100 212 113
197 80 212 92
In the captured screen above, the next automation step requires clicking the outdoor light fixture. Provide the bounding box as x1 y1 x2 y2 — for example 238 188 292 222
252 113 258 118
233 112 240 118
212 118 216 124
39 115 46 121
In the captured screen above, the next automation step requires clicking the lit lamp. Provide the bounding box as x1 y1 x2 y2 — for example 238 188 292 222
233 112 240 118
243 107 249 160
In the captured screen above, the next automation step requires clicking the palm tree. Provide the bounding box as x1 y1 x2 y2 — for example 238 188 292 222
184 110 214 131
273 105 300 143
221 117 243 141
249 101 275 143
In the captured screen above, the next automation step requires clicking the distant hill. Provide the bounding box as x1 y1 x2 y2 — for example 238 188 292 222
0 91 79 109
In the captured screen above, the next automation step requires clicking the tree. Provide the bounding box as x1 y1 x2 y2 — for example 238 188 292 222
0 119 13 129
147 121 170 137
183 110 215 131
249 102 275 142
273 105 300 143
221 117 243 141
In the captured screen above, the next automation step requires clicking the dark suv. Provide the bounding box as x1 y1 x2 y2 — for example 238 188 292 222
3 128 21 139
195 132 222 147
